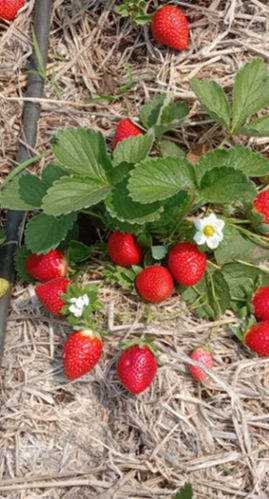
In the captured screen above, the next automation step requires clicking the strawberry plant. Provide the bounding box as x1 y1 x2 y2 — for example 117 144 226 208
2 57 269 340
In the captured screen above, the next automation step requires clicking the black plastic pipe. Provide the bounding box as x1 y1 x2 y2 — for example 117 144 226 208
0 0 53 364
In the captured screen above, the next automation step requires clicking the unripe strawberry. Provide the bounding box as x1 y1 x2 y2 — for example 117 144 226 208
36 277 73 316
108 231 142 267
252 286 269 320
136 265 173 303
114 119 143 148
0 0 24 20
168 242 207 286
244 321 269 357
189 348 213 382
26 249 67 282
63 329 103 380
151 6 189 51
117 344 157 393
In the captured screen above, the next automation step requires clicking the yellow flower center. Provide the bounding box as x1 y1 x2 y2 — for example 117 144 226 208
203 225 215 237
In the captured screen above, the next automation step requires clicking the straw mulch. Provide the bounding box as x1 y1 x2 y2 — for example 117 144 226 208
0 1 269 497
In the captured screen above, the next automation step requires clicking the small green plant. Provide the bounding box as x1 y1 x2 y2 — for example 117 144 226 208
115 0 152 25
175 482 193 499
2 58 269 325
30 29 62 100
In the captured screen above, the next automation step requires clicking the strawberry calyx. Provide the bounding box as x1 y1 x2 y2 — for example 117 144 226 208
119 335 158 356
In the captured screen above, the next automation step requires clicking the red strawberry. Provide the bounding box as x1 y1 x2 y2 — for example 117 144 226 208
168 242 207 286
114 119 143 148
63 329 103 380
151 6 189 51
253 190 269 224
244 321 269 357
117 344 157 393
136 265 173 303
108 231 142 267
252 287 269 320
189 348 213 382
36 277 72 316
26 249 67 282
0 0 24 20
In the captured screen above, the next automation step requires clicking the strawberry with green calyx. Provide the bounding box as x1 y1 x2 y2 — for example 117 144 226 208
244 321 269 357
168 242 207 286
117 337 158 393
108 231 143 267
0 0 24 20
0 278 10 299
61 283 103 327
63 328 103 380
113 119 143 149
135 265 174 303
115 0 152 26
36 278 73 316
25 249 68 282
151 6 189 51
189 347 213 382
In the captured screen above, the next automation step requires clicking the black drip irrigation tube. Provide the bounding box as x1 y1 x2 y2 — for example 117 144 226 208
0 0 53 363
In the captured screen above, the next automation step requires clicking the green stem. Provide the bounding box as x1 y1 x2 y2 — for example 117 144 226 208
235 259 269 275
80 209 104 221
0 152 49 190
207 260 221 270
218 134 232 149
231 223 269 247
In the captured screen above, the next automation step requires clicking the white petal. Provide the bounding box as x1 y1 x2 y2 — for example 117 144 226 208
206 234 221 249
194 219 203 230
206 213 218 225
69 304 83 317
69 297 77 304
194 231 206 245
82 294 90 306
214 218 225 232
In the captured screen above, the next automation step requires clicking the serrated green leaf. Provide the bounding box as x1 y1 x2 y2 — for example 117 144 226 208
196 147 269 184
148 192 190 237
190 78 230 129
0 229 6 245
106 178 162 224
113 133 153 167
154 101 189 137
140 93 168 129
14 246 36 283
0 177 35 210
103 264 141 292
160 140 186 159
222 262 269 302
51 128 112 179
18 175 47 208
67 241 92 263
41 162 67 187
25 213 77 254
128 157 195 204
103 211 142 234
199 166 256 203
109 162 133 185
42 176 111 216
240 115 269 137
151 245 168 260
232 58 269 132
175 482 193 499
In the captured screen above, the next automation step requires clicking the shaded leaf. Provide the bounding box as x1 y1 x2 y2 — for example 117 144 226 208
19 175 47 208
25 213 77 254
160 140 186 159
0 177 35 210
14 246 36 283
240 115 269 137
113 133 153 166
199 166 256 203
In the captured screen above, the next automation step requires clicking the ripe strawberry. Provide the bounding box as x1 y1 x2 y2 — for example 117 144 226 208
114 119 143 148
244 321 269 357
0 0 24 20
26 249 67 282
136 265 173 303
117 344 157 393
168 242 207 286
36 277 72 316
252 287 269 320
253 190 269 224
189 348 213 382
151 6 189 51
63 329 103 380
108 231 142 267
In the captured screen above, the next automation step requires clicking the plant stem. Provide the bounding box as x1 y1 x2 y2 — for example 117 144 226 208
80 209 104 221
0 153 49 190
207 260 221 270
218 134 232 149
235 259 269 275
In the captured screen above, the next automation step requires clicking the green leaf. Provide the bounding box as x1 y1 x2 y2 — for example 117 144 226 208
14 246 36 283
154 101 189 137
214 224 269 265
240 115 269 137
196 147 269 184
18 175 47 208
232 58 269 132
42 176 111 216
103 210 142 234
175 483 193 499
106 178 162 224
140 93 168 129
51 128 112 179
0 229 6 245
160 140 186 159
25 213 77 254
113 133 153 166
223 262 269 302
148 192 190 237
152 245 168 260
103 264 141 292
109 162 133 185
41 162 67 187
199 166 256 203
190 78 230 129
67 241 92 263
0 177 35 210
128 157 196 204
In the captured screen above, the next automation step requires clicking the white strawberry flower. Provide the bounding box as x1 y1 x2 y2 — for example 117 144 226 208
193 213 225 250
69 294 90 318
